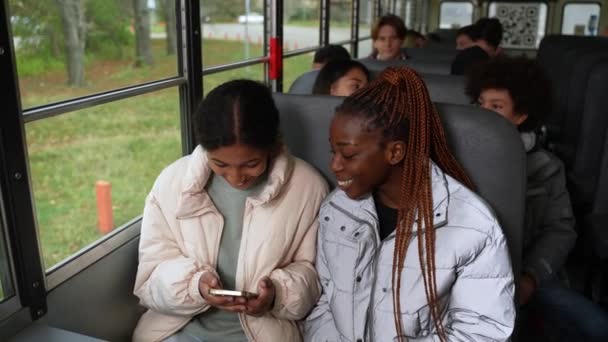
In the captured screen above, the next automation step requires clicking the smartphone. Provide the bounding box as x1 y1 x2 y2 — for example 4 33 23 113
208 289 258 299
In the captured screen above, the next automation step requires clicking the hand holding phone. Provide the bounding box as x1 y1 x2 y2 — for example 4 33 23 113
198 272 247 312
208 289 258 299
243 277 276 317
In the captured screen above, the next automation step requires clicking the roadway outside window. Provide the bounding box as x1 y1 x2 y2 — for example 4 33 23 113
284 0 321 50
561 3 601 36
8 0 178 109
330 0 352 43
439 1 473 29
201 0 265 67
358 0 374 58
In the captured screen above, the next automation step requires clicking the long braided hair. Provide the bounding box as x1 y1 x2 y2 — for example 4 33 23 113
336 67 474 341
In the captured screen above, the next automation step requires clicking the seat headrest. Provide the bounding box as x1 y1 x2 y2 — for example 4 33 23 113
288 69 320 95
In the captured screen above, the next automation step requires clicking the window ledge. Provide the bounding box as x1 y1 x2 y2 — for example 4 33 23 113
9 324 106 342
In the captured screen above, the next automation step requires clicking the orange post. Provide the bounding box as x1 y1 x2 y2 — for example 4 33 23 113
96 180 114 234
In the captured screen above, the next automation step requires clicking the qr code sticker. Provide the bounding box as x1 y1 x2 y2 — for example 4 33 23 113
495 3 540 49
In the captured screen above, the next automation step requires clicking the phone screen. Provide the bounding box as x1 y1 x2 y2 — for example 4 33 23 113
208 289 258 299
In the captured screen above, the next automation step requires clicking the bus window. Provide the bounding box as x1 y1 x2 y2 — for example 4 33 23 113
330 0 352 44
358 0 374 58
439 1 474 29
9 0 178 109
284 52 315 90
562 3 601 36
204 64 265 96
201 0 265 67
25 88 182 269
284 0 321 50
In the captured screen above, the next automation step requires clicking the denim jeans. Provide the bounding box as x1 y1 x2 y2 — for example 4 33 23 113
523 280 608 342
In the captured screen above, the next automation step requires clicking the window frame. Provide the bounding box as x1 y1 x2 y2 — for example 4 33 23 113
560 1 602 36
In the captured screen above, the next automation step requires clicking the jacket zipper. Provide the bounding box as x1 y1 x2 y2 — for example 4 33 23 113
239 200 255 341
329 200 382 342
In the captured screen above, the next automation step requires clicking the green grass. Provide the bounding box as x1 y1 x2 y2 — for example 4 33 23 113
26 89 182 267
18 39 313 268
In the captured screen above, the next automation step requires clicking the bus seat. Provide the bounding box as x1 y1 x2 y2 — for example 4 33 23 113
404 48 457 62
289 70 469 105
555 53 608 167
433 29 459 42
537 36 608 152
274 93 526 279
43 233 143 341
359 58 451 75
421 74 469 105
288 69 320 95
567 61 608 211
406 59 451 75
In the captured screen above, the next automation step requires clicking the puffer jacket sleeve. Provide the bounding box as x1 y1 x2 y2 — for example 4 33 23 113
268 181 329 320
412 219 516 342
524 155 577 285
303 217 342 342
133 192 216 316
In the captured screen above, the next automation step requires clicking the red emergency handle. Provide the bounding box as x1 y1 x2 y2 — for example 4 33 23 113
269 37 283 80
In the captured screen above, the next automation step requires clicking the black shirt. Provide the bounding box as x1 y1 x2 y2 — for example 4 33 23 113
450 46 490 75
373 195 398 240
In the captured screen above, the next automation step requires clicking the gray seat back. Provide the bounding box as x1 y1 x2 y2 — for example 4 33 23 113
420 74 469 105
289 70 469 105
569 61 608 211
408 59 451 75
288 69 320 95
359 57 451 75
274 93 525 278
405 48 457 62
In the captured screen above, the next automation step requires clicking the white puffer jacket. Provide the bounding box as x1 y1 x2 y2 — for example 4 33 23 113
133 146 328 342
305 163 515 341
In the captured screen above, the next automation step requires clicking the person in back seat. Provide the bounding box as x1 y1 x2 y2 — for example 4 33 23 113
312 45 351 70
455 25 476 50
451 18 503 75
403 30 426 48
312 60 370 97
369 14 409 61
304 66 515 342
132 80 328 342
466 57 608 342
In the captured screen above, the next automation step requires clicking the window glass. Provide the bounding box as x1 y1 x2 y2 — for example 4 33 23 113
358 38 373 58
562 3 601 36
203 64 265 96
284 0 321 49
25 88 182 269
201 0 265 67
9 0 179 109
439 1 473 29
380 0 391 15
330 0 352 43
0 201 15 302
359 0 374 38
283 53 315 91
489 2 548 48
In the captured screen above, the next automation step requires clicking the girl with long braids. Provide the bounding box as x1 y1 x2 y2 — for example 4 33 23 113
304 67 515 341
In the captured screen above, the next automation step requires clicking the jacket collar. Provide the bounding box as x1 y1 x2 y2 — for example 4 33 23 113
330 162 450 232
175 145 294 219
